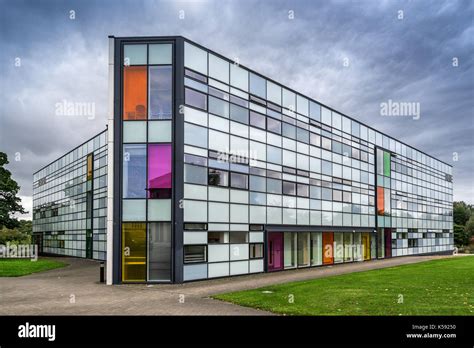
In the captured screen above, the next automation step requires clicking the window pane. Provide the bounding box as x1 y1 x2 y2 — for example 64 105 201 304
297 183 309 197
185 88 207 110
230 64 248 91
309 101 321 121
250 111 266 129
230 172 248 189
148 144 172 199
267 81 281 105
230 104 249 124
123 66 147 120
123 144 146 198
249 243 263 258
184 245 207 263
209 54 229 84
122 223 146 282
282 89 295 111
297 95 309 116
209 96 229 118
283 181 296 195
249 175 266 192
148 222 171 281
184 42 207 74
184 164 207 185
249 73 266 98
148 44 172 64
267 118 281 134
209 168 229 186
124 44 146 65
267 178 282 194
149 66 172 120
321 107 331 125
184 123 208 148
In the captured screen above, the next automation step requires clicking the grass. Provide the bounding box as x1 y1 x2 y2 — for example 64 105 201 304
0 258 67 277
213 257 474 316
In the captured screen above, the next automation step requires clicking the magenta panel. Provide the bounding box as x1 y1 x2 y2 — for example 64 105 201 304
148 144 172 198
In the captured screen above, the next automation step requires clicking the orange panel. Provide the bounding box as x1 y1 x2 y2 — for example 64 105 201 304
322 232 334 265
123 66 147 120
377 186 385 215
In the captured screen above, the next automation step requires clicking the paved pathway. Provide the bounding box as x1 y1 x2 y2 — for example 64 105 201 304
0 254 453 315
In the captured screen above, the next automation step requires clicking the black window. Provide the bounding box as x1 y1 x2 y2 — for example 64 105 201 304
208 169 229 186
184 245 207 263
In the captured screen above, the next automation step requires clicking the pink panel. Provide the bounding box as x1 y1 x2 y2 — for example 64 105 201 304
148 144 172 198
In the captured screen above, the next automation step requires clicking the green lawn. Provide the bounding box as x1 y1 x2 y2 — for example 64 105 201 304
214 257 474 316
0 258 67 277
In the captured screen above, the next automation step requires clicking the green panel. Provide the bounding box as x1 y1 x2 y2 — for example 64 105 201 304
383 151 391 177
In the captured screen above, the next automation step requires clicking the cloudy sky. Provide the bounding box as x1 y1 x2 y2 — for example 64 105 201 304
1 0 473 219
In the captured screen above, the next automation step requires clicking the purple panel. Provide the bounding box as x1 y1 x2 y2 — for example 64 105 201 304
148 144 172 198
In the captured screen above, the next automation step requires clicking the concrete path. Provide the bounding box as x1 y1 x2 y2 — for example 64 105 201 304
0 254 453 315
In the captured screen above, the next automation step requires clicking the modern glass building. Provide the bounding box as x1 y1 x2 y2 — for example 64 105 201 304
32 36 454 284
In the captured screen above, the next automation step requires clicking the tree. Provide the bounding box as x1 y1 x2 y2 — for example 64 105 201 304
453 201 471 226
0 152 26 229
464 216 474 242
454 224 470 247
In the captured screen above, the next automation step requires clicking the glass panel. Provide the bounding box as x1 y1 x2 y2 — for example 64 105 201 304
123 121 147 143
230 172 248 189
184 42 207 74
377 186 385 215
185 88 207 110
321 107 331 125
123 66 147 120
309 101 321 121
148 222 171 281
184 123 208 148
343 233 353 262
334 232 344 263
282 89 295 111
297 232 310 267
148 44 172 64
230 104 249 124
124 44 147 65
122 223 146 282
209 54 229 84
209 96 229 118
377 228 385 258
149 66 172 119
267 81 281 105
208 168 229 186
284 232 297 268
376 149 384 175
123 144 146 198
310 232 322 266
384 151 391 177
297 95 309 116
184 245 207 263
250 111 266 129
184 164 207 185
86 154 93 180
148 144 172 199
230 64 248 91
148 120 172 142
353 232 362 261
249 73 266 98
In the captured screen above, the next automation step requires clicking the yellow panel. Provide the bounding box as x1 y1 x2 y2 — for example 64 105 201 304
122 223 146 282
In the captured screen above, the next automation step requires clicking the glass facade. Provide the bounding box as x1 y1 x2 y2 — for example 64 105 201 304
32 130 108 260
33 36 454 284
